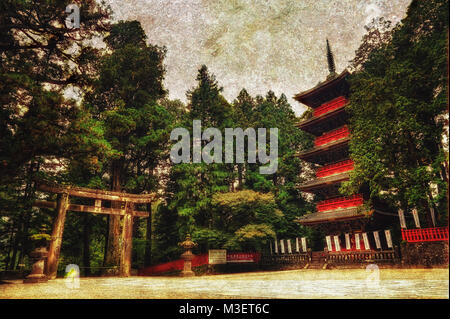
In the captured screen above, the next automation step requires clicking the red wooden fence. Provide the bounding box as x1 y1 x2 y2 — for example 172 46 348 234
314 126 350 147
401 227 449 243
317 194 363 212
316 159 354 178
313 96 348 117
138 254 208 276
138 252 261 276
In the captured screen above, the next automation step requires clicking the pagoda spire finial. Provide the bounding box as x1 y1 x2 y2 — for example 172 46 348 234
326 39 337 79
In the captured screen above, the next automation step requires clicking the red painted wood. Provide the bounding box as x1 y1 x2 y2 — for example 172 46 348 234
316 194 363 212
401 227 449 243
313 96 348 117
314 126 349 147
316 159 354 178
138 252 261 275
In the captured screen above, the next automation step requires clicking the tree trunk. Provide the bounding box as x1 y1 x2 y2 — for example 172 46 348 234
17 214 30 269
5 223 15 270
237 164 243 190
119 203 133 277
132 217 139 267
144 203 152 267
17 162 36 268
83 214 91 276
46 193 69 279
421 199 433 228
9 210 26 270
104 160 122 275
103 215 109 267
8 232 19 270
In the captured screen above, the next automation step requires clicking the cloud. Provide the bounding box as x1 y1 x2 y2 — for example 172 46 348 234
105 0 411 116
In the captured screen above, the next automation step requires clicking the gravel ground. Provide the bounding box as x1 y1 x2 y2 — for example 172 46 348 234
1 268 448 299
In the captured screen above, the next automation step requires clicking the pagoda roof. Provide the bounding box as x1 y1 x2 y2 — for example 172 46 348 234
298 172 350 193
295 208 373 225
296 104 348 136
294 70 350 108
296 136 350 162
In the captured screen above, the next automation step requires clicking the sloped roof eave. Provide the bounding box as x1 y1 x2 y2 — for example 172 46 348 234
293 70 350 105
295 208 373 225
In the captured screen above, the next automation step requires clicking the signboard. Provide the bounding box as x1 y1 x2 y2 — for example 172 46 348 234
274 240 278 254
325 236 333 251
373 231 381 249
355 233 361 250
384 229 393 248
334 236 341 251
362 233 370 250
287 239 292 254
345 233 351 250
295 237 300 253
227 253 258 263
398 209 407 229
208 249 227 265
301 237 307 253
412 209 421 228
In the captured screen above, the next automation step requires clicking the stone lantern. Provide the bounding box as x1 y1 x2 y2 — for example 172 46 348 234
179 234 197 277
24 232 50 284
24 246 48 283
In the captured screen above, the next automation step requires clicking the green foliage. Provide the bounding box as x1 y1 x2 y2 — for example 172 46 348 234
211 190 282 233
0 0 112 271
0 0 111 182
29 233 51 248
342 0 448 226
105 20 148 49
192 228 228 250
87 20 174 192
231 224 276 251
154 69 313 260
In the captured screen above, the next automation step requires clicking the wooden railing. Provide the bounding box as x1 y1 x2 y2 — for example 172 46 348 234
316 159 354 178
314 126 349 147
401 227 449 243
259 253 310 266
327 249 398 264
261 249 399 266
313 96 348 117
316 194 363 212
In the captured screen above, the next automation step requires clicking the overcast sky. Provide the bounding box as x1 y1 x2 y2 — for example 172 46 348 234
104 0 411 116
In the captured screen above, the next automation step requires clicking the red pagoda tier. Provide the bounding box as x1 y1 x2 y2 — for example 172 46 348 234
294 63 397 258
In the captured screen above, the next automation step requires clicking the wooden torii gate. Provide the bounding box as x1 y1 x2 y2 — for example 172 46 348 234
33 182 155 278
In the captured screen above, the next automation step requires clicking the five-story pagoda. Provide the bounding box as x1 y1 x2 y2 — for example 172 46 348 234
294 41 396 258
